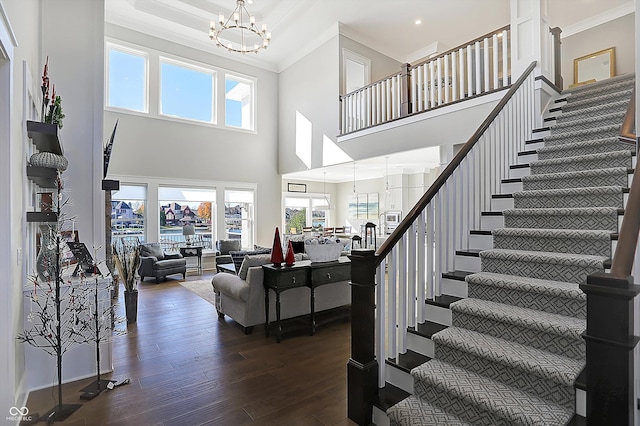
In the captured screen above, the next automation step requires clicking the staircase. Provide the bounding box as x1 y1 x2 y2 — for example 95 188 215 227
378 74 636 425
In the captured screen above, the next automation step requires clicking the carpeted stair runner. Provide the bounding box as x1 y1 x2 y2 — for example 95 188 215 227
387 74 635 425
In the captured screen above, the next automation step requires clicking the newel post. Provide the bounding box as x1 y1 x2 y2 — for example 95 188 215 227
550 27 563 90
580 272 640 425
347 249 378 425
400 63 411 117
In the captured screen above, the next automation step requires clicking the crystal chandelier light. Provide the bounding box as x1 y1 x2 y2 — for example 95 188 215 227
209 0 271 54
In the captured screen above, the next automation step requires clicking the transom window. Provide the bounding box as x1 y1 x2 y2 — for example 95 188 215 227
160 58 215 123
107 45 148 112
225 74 254 130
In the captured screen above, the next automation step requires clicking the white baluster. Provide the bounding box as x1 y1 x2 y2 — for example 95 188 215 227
492 34 499 90
467 45 473 96
434 193 441 297
483 37 490 92
398 234 407 354
381 80 387 123
408 223 416 328
444 54 450 104
502 30 509 86
427 202 434 300
437 57 443 106
459 48 465 99
414 67 421 113
422 64 429 110
475 41 481 95
429 61 436 109
389 245 397 357
451 51 458 102
417 210 426 322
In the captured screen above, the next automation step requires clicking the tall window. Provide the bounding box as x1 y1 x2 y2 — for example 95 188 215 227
225 190 254 249
107 45 147 112
158 187 216 250
225 74 254 130
111 185 147 244
160 58 215 123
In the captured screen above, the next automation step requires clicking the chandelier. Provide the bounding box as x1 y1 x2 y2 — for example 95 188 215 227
209 0 271 54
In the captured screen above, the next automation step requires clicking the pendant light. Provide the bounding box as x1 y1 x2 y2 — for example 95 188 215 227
317 172 332 210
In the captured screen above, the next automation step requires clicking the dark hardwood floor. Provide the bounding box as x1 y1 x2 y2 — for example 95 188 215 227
23 272 356 426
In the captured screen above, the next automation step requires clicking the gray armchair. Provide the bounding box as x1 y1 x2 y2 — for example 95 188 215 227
215 239 242 272
139 243 186 283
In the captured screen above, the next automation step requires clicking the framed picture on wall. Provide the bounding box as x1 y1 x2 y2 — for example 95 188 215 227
357 194 368 219
367 193 379 219
288 183 307 193
348 195 358 219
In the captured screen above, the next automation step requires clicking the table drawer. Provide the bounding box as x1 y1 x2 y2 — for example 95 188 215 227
267 268 308 288
311 264 350 285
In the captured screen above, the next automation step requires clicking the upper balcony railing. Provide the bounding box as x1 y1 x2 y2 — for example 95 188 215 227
339 26 512 135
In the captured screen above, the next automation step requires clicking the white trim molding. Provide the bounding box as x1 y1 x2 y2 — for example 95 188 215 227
0 0 18 59
561 1 635 39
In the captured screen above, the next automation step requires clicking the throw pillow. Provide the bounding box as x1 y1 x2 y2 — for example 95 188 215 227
140 243 164 260
238 254 272 280
217 239 241 255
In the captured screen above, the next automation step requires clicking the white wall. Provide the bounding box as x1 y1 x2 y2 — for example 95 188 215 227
561 13 635 87
278 35 340 175
104 24 282 246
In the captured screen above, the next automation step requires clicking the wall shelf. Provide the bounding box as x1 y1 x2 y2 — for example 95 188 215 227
27 211 59 223
27 120 63 155
27 166 58 188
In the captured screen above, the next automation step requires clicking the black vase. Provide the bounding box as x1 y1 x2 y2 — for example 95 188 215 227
124 290 138 324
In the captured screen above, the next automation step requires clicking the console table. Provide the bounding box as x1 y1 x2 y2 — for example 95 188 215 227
179 245 203 275
262 257 350 342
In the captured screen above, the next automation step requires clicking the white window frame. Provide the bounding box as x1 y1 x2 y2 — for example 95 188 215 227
158 56 217 124
283 194 330 234
105 42 149 113
224 73 256 132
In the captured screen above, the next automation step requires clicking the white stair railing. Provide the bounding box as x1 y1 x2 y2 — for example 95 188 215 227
340 26 511 135
370 62 537 387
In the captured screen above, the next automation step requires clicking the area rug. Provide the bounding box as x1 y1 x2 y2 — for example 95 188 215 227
179 279 216 306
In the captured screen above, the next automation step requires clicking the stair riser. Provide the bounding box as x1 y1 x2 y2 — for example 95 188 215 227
518 152 538 164
385 364 414 394
525 140 545 150
467 282 586 319
424 304 452 327
440 277 468 298
469 233 493 250
407 332 435 358
455 254 480 272
480 256 604 284
373 406 391 426
491 197 513 211
509 166 531 179
433 343 576 409
501 180 523 193
481 214 503 230
450 310 585 360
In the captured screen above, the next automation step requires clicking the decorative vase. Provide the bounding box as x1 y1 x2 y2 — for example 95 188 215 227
29 151 68 171
36 224 57 282
285 241 295 266
124 290 138 324
270 227 284 266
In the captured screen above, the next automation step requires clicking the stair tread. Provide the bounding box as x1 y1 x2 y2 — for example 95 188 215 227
387 395 473 426
522 166 630 182
531 150 633 167
409 320 449 338
442 270 474 281
480 248 609 265
450 298 586 342
433 327 584 385
503 206 624 216
425 294 464 308
412 359 574 424
386 349 431 374
514 185 626 197
466 271 585 300
537 136 629 153
492 227 615 241
501 177 522 183
469 230 492 236
372 383 410 412
455 249 482 257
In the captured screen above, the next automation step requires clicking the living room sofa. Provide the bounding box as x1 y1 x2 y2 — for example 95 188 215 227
139 243 187 283
211 253 351 334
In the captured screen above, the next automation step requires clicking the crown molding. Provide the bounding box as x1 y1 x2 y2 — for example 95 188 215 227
561 1 634 39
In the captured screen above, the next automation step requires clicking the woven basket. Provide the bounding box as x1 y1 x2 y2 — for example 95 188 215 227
30 152 68 171
304 243 344 263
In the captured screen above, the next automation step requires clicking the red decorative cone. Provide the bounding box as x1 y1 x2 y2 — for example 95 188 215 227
270 227 284 266
285 240 295 266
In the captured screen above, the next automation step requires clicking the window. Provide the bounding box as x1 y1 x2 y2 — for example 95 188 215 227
112 185 147 244
107 45 147 112
225 190 254 249
284 196 329 234
160 58 215 123
158 187 216 251
225 74 254 130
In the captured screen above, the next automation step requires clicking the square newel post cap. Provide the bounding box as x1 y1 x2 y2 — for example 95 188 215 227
348 249 377 287
581 272 640 300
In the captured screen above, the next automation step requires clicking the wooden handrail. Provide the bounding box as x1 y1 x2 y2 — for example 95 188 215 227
550 27 563 90
375 61 537 261
610 88 637 278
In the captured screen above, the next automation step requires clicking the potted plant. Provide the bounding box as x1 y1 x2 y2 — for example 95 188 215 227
112 243 141 323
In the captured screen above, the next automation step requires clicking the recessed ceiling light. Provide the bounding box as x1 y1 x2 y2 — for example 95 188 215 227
415 19 422 25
